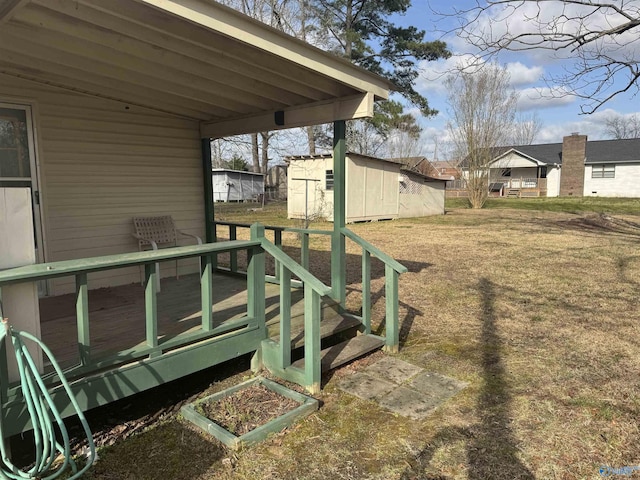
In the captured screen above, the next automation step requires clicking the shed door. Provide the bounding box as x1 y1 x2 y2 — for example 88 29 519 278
0 103 46 278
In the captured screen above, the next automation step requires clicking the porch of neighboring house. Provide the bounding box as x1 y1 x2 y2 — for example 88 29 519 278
489 176 548 198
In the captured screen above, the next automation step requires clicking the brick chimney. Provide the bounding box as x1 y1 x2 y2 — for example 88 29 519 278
559 133 587 196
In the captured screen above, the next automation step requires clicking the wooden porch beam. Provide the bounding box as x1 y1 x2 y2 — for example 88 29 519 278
201 93 374 139
0 0 29 24
130 0 391 98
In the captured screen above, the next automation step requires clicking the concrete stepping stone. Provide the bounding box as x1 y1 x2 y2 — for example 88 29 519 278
337 372 396 401
362 356 424 384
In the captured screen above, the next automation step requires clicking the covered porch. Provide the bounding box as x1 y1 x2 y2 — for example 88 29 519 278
488 148 551 197
0 0 405 438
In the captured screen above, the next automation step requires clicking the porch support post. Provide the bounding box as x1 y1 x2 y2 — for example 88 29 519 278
249 224 266 372
201 138 215 244
331 120 346 308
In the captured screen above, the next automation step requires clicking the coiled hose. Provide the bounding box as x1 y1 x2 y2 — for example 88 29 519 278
0 318 95 479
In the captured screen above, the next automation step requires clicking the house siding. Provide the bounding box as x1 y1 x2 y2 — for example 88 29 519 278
583 164 640 197
1 75 204 295
546 167 561 197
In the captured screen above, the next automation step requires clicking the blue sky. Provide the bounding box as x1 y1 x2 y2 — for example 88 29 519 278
391 0 640 159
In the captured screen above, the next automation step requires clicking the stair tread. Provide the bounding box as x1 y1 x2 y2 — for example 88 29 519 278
291 334 385 372
270 314 362 349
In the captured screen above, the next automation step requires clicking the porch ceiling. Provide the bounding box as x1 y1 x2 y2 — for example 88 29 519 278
0 0 391 137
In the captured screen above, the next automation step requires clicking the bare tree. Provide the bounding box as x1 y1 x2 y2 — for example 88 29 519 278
446 64 518 208
604 112 640 139
510 112 543 145
444 0 640 113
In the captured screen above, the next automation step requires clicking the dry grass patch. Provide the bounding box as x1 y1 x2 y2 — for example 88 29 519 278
85 204 640 479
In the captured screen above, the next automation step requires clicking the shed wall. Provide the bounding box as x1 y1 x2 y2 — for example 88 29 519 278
287 158 331 221
347 155 399 222
0 75 204 295
398 173 445 217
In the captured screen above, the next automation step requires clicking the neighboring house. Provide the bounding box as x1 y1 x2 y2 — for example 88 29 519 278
265 164 288 200
212 169 264 202
477 135 640 197
286 153 446 222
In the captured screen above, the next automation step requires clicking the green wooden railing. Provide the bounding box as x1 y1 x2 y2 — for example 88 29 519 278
341 228 408 352
257 228 332 394
0 240 263 382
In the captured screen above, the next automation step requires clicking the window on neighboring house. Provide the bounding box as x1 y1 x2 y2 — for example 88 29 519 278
539 166 547 179
326 169 334 190
592 164 615 178
500 168 511 177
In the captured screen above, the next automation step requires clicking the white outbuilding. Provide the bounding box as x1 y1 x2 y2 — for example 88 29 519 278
212 169 265 202
286 153 446 222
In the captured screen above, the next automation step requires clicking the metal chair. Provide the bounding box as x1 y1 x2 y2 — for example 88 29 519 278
132 215 202 291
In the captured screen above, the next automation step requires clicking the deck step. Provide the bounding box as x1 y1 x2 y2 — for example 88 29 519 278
506 188 521 198
271 314 362 349
291 334 385 372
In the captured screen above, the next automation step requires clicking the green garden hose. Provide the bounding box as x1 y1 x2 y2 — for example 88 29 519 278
0 317 95 479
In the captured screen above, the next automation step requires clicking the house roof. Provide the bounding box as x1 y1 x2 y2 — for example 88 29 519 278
0 0 391 138
487 138 640 167
400 168 448 182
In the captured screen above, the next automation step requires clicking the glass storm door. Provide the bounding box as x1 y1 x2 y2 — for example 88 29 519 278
0 103 46 292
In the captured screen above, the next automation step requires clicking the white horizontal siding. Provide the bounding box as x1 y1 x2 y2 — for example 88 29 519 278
583 163 640 197
0 75 204 295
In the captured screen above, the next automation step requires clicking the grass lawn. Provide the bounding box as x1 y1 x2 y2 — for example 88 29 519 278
83 200 640 479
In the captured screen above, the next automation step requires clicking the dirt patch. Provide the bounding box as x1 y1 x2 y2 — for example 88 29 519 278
196 383 300 436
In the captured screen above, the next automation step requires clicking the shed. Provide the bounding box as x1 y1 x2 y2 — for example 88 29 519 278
286 153 446 222
212 169 264 202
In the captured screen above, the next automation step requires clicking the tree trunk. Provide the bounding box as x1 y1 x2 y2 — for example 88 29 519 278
251 133 260 173
306 126 316 155
260 131 270 173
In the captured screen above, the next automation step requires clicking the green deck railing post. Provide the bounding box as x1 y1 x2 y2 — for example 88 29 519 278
229 225 237 273
279 264 291 368
201 255 213 331
75 273 91 365
304 284 322 394
274 230 282 281
385 265 400 353
331 120 346 308
362 249 371 334
145 264 158 350
0 288 8 403
301 233 309 271
248 224 266 332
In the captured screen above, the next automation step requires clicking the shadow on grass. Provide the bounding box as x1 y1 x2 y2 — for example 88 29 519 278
400 278 534 480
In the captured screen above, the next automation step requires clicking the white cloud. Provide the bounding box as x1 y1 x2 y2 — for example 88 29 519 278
505 62 543 86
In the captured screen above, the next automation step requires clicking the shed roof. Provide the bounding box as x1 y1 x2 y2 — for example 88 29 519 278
0 0 391 138
212 169 265 177
286 152 403 167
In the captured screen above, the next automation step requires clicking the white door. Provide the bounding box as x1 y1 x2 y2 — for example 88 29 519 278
0 103 46 292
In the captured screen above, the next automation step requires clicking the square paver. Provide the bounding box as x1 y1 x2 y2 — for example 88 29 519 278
409 371 468 401
363 357 424 385
337 372 396 401
377 386 442 420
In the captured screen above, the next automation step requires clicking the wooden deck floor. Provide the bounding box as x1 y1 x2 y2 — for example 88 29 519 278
39 273 304 368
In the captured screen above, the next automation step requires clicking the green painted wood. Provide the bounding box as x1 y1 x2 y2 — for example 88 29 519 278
261 340 307 386
145 264 158 349
362 249 371 334
385 265 400 353
283 227 332 236
300 233 309 270
201 255 213 331
304 284 321 394
248 224 267 340
229 225 238 273
181 404 239 449
260 239 331 297
0 240 260 285
0 289 8 403
342 228 408 273
2 326 265 437
75 273 91 365
291 334 385 372
331 120 346 308
201 138 215 245
274 230 282 282
279 265 291 369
